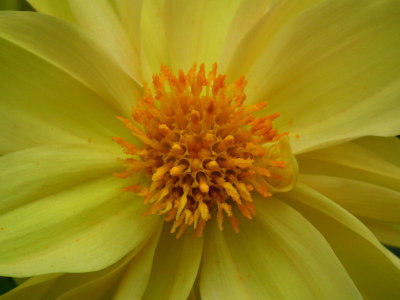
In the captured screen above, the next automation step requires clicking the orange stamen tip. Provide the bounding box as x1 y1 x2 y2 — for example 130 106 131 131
113 63 286 237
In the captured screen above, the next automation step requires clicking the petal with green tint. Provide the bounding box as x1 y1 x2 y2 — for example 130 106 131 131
360 219 400 248
0 175 159 276
283 183 400 299
297 137 400 192
0 144 122 213
163 0 241 72
200 197 361 300
140 0 170 81
225 0 323 80
27 0 75 23
0 228 162 300
219 0 275 72
244 0 400 153
0 11 141 116
0 12 140 153
142 226 203 300
67 0 143 83
300 174 400 223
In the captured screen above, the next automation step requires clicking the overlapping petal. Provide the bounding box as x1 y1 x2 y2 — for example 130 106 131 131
0 12 141 153
283 183 400 299
141 226 203 300
0 229 161 299
242 0 400 153
200 196 361 299
0 171 159 276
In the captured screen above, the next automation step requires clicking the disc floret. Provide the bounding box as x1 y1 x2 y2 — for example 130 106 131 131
114 63 288 238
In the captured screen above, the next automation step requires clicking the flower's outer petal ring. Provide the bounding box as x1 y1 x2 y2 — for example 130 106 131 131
28 0 143 84
218 0 277 72
300 174 400 223
0 174 159 277
0 12 141 153
0 11 140 117
0 228 162 299
0 144 122 214
244 0 400 153
283 183 400 299
163 0 241 72
297 137 400 193
141 226 203 300
200 197 361 300
297 136 400 248
225 0 324 80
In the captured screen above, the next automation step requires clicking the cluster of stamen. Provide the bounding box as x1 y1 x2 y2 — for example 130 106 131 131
113 63 287 238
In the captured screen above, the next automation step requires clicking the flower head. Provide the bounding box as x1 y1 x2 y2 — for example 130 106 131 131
0 0 400 299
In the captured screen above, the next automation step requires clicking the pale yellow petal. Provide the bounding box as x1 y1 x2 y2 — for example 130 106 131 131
163 0 241 72
200 197 361 300
142 226 203 300
0 144 122 214
244 0 400 153
297 137 400 192
225 0 323 80
283 183 400 299
67 0 142 83
300 174 400 223
140 0 170 81
0 12 139 116
219 0 275 72
0 228 162 300
0 175 159 276
0 12 139 152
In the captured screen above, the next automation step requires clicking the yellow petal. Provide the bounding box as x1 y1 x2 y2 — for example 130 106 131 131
28 0 75 23
297 137 400 192
219 0 276 72
1 228 162 299
200 196 361 299
67 0 143 83
0 175 159 276
0 144 122 214
226 0 323 79
300 174 400 223
163 0 241 72
361 219 400 248
140 0 170 81
142 226 203 300
0 12 139 153
244 0 400 153
283 183 400 299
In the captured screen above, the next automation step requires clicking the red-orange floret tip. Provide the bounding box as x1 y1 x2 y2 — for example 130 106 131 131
113 63 287 238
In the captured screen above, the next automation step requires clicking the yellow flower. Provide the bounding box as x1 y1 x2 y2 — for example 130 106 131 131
0 0 400 299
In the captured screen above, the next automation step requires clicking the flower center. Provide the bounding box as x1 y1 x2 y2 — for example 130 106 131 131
114 63 297 238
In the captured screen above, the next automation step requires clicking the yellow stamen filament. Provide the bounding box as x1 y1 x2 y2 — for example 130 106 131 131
113 63 286 237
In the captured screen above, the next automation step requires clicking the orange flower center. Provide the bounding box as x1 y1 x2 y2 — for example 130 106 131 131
114 63 295 238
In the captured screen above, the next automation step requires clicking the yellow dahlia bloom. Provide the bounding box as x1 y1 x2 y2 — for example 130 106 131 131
1 0 400 299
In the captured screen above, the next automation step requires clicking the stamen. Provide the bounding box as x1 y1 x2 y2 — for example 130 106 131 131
113 63 291 238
